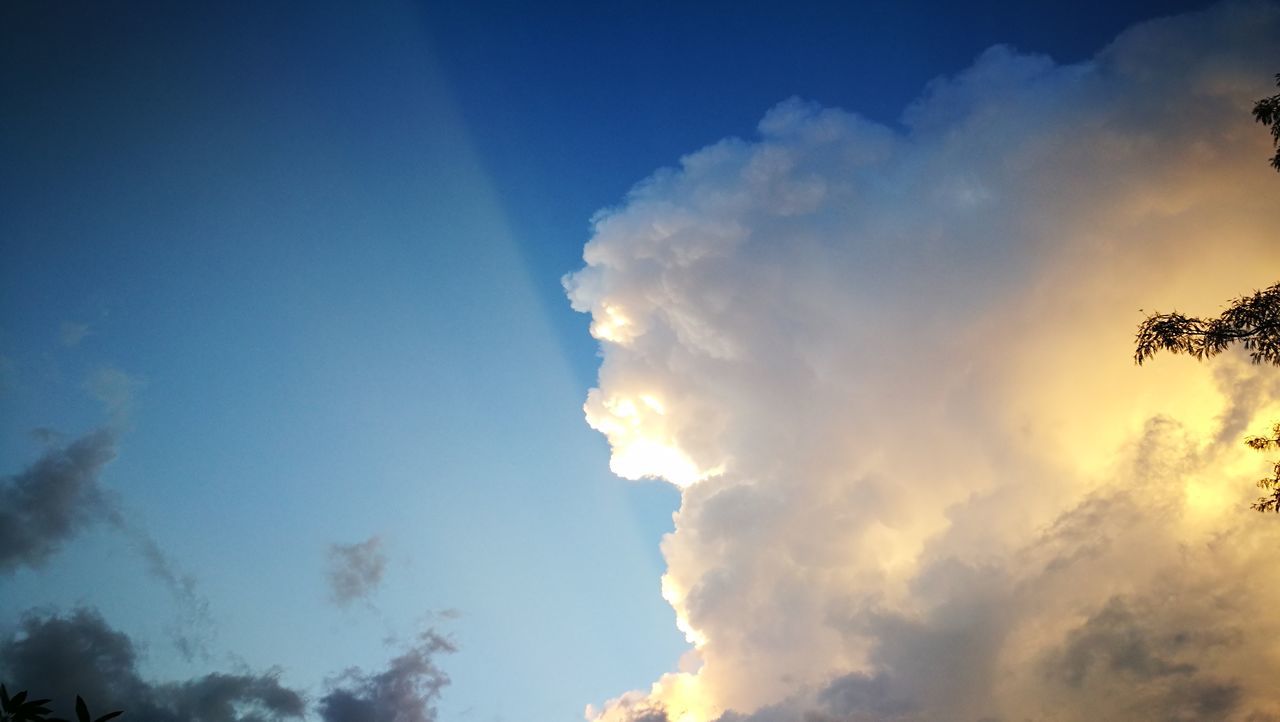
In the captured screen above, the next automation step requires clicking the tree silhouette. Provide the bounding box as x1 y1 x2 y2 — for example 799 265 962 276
1135 283 1280 513
1254 73 1280 171
1134 283 1280 367
1133 74 1280 513
1245 424 1280 513
1 686 51 722
71 696 121 722
0 686 121 722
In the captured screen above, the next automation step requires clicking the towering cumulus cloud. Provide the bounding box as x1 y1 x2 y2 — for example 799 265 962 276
566 3 1280 721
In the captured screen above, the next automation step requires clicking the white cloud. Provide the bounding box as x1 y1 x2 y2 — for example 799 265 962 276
567 3 1280 720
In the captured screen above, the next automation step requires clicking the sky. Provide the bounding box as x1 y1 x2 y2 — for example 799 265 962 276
1 2 1278 722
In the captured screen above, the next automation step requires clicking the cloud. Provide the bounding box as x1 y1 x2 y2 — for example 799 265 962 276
85 366 142 418
318 630 456 722
0 608 457 722
28 427 65 445
0 429 116 573
0 427 214 659
0 608 305 722
114 523 215 662
59 322 91 347
567 3 1280 721
326 536 388 608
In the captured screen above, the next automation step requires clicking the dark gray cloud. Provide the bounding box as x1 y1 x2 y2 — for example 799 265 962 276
0 427 214 658
1 609 458 722
1043 596 1243 721
586 698 671 722
326 536 387 608
0 428 116 573
715 673 911 722
318 630 456 722
162 675 307 722
618 709 670 722
813 674 911 722
0 608 305 722
1050 597 1198 687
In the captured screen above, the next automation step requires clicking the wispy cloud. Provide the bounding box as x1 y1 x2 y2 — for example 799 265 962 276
58 321 91 347
114 522 216 662
84 366 143 419
326 536 388 609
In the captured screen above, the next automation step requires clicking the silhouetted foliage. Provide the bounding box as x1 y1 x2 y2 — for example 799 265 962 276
1134 75 1280 513
1134 283 1280 513
0 686 121 722
1245 424 1280 513
1134 283 1280 366
1254 73 1280 171
1 685 52 722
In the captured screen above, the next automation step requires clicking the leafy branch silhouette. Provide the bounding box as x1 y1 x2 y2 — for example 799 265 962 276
0 686 121 722
1133 282 1280 513
1134 283 1280 367
1245 423 1280 513
1253 73 1280 171
1132 73 1280 513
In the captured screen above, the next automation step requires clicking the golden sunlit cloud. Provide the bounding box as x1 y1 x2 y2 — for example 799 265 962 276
568 3 1280 721
584 389 723 487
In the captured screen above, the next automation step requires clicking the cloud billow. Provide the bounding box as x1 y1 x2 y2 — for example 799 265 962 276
0 429 116 573
318 631 456 722
0 608 305 722
0 608 457 722
569 3 1280 721
0 426 216 659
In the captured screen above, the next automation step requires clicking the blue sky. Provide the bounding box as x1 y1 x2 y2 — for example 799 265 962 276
2 2 1270 722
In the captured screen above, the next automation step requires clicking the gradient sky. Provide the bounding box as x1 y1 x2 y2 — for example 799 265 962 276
1 2 1273 722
